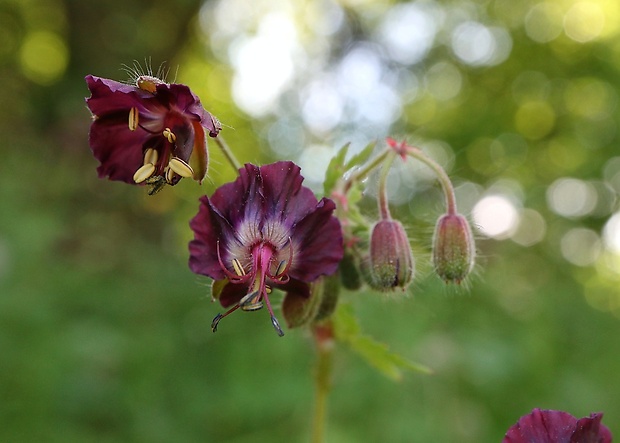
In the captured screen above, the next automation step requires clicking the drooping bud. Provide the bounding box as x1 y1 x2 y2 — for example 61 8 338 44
314 274 341 321
339 251 362 290
281 280 324 328
367 219 414 291
432 213 475 283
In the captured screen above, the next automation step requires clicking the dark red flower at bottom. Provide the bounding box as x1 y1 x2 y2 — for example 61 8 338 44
503 409 612 443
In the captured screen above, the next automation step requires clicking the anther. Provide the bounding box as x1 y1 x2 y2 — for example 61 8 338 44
133 163 156 184
164 167 175 184
168 157 194 178
211 314 224 332
143 148 158 165
232 258 246 277
239 290 263 311
128 107 139 131
163 127 176 143
271 316 285 337
275 260 286 277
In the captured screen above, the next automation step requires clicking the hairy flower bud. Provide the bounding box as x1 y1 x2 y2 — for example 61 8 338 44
282 280 324 328
432 213 475 283
367 219 414 291
339 252 362 290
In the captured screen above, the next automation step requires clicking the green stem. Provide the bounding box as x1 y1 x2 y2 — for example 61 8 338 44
311 322 334 443
336 147 391 196
213 135 242 172
405 146 457 214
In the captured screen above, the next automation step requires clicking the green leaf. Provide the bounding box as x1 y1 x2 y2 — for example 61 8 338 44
333 304 432 381
323 142 351 196
344 140 377 170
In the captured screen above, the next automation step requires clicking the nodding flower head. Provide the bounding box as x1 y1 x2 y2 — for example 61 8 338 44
188 161 344 336
85 74 221 194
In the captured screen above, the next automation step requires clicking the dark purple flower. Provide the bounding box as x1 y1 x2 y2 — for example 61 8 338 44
188 161 344 335
85 74 221 194
503 409 612 443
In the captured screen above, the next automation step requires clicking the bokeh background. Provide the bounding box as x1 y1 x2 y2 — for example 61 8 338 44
2 0 620 441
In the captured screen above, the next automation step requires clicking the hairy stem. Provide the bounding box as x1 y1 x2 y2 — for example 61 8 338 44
213 135 242 172
311 322 335 443
405 146 457 214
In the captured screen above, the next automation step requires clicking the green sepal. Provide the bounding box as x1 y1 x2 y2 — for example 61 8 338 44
210 279 228 301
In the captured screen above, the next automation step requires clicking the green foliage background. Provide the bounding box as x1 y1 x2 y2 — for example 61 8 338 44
1 0 620 441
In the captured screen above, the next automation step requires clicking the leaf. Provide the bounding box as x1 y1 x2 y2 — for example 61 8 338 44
333 304 432 381
323 142 351 196
344 140 376 171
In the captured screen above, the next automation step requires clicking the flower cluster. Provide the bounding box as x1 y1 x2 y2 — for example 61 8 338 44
84 73 475 335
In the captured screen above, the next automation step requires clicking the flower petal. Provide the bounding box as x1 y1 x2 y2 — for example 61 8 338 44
189 195 239 280
572 413 612 443
503 409 612 443
290 197 343 281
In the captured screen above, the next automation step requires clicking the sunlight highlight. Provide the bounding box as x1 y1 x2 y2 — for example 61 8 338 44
472 195 519 239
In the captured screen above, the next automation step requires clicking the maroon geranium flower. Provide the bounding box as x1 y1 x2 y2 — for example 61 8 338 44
503 409 612 443
85 74 221 194
188 161 344 336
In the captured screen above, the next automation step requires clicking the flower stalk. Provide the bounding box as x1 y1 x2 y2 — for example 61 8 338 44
311 321 334 443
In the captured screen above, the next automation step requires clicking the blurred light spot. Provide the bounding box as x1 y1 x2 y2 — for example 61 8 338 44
512 208 546 246
451 22 512 66
603 212 620 254
472 195 520 239
561 228 601 266
298 144 335 189
489 133 529 170
603 157 620 194
514 101 555 140
547 178 597 218
301 78 344 133
19 31 68 85
0 13 20 59
564 2 605 42
564 78 616 120
425 62 463 101
336 45 402 128
454 182 484 215
377 3 439 65
524 2 564 43
268 117 306 158
546 137 586 172
229 13 300 116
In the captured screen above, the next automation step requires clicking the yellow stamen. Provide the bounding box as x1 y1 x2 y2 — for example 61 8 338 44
163 127 176 143
232 259 245 276
133 163 155 184
128 107 139 131
143 148 158 165
164 166 175 184
168 157 194 178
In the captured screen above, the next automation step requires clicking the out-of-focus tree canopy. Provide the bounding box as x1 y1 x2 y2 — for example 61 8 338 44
1 0 620 441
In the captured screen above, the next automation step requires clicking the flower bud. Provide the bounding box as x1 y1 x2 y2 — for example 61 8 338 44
367 219 414 291
281 280 324 328
314 274 341 321
432 213 475 283
339 251 362 290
